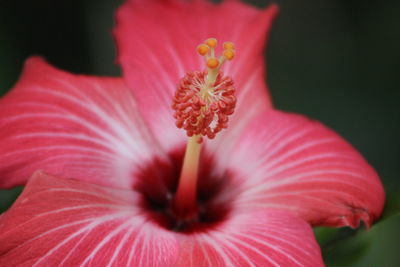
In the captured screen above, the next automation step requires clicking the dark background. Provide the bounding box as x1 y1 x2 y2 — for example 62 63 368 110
0 0 399 266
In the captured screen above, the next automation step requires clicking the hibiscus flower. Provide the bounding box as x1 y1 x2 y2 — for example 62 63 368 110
0 0 384 266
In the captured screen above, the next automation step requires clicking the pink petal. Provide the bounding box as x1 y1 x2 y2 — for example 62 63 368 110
0 171 179 266
0 171 323 266
229 110 385 228
114 0 277 151
175 209 324 266
0 57 167 189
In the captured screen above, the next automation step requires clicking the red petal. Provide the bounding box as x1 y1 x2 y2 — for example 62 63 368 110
230 110 385 228
175 210 324 266
0 57 166 189
0 171 179 266
114 0 277 150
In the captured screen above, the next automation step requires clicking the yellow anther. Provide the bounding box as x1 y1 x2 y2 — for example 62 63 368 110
205 38 217 48
197 44 209 56
223 49 235 60
223 42 235 50
207 58 220 69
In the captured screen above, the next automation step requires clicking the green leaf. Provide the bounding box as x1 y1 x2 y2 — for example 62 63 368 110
316 213 400 267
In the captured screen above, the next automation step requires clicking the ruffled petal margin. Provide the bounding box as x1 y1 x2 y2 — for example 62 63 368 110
0 57 167 189
114 0 277 151
0 171 324 266
229 110 385 228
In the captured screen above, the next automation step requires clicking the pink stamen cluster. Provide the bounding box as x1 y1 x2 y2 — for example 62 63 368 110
172 71 236 143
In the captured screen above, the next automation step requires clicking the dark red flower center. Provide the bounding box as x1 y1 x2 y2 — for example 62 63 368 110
133 147 236 234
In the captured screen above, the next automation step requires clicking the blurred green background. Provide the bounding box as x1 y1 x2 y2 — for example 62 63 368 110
0 0 399 265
